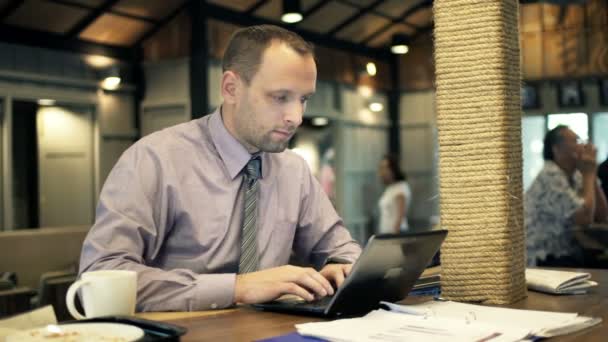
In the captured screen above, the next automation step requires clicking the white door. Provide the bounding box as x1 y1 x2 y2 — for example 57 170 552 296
37 105 94 227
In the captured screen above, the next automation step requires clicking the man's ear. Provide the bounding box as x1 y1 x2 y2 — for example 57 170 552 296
221 71 240 105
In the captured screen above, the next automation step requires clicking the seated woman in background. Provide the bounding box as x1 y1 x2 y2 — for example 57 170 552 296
526 125 608 267
377 155 412 234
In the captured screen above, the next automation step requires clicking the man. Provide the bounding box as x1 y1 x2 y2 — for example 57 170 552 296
526 126 608 267
79 25 362 312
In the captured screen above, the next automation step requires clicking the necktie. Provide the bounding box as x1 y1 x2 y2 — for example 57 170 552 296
239 157 261 273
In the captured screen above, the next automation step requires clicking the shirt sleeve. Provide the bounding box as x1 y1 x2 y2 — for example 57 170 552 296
540 169 585 222
292 159 362 269
79 144 236 312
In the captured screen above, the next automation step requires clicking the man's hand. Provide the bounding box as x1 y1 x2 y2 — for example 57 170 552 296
234 265 335 304
577 143 598 175
320 263 353 289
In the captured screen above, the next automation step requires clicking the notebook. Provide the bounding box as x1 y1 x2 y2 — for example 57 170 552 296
252 230 447 317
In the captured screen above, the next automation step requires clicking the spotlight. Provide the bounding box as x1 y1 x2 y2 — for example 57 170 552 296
281 0 303 24
390 34 409 55
369 102 383 112
101 66 121 91
37 99 56 106
366 62 377 76
312 117 329 126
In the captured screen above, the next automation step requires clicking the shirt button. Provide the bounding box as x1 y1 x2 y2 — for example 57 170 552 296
210 303 218 309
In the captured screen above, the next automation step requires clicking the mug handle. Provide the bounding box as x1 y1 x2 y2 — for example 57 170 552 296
66 279 89 320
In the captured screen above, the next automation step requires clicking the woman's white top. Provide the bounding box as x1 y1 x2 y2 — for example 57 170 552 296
378 181 412 234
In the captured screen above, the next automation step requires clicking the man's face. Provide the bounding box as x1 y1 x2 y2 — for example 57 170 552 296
232 41 316 153
554 128 580 168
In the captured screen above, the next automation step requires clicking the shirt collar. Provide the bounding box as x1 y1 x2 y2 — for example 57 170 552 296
209 107 264 180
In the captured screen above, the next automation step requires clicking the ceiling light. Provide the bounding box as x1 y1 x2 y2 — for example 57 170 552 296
312 117 329 126
366 62 377 76
37 99 56 106
102 76 121 90
99 65 122 90
369 102 383 112
390 34 409 55
282 0 303 24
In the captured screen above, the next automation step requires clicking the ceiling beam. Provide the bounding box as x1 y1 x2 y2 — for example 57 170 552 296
135 1 189 46
245 0 270 15
66 0 121 38
301 0 328 18
0 0 24 21
326 0 385 37
361 0 433 45
333 0 406 22
205 2 390 61
0 24 137 60
48 0 157 24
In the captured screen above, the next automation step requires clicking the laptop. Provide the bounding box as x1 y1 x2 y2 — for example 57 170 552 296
253 229 447 317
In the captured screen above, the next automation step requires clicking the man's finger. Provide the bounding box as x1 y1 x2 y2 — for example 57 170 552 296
278 282 315 301
307 268 334 295
294 272 331 298
333 268 346 288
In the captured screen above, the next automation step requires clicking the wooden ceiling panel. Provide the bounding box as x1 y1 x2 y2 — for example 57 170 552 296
301 0 323 11
520 4 542 33
335 13 391 43
541 4 561 31
4 0 89 34
298 2 358 33
521 32 543 79
367 23 416 47
561 5 585 29
79 13 153 46
376 0 419 19
587 0 608 28
404 6 432 27
255 0 282 21
112 0 188 20
207 0 259 12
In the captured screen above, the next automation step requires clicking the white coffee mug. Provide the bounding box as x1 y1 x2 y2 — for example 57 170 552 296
66 270 137 320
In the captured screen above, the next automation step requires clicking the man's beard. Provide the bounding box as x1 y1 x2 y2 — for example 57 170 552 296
256 131 291 152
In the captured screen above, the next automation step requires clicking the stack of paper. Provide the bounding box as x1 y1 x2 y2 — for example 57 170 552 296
526 268 597 294
296 300 601 341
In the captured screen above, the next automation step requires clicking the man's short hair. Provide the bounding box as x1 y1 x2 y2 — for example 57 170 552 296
543 125 569 161
222 25 315 84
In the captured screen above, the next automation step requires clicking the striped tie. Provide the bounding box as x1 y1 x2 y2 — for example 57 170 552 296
239 157 261 273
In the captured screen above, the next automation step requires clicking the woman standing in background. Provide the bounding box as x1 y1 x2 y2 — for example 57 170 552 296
377 155 412 234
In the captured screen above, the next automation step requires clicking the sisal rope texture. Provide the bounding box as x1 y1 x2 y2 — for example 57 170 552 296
433 0 527 304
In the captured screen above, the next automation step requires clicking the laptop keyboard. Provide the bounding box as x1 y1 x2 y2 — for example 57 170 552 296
289 295 333 309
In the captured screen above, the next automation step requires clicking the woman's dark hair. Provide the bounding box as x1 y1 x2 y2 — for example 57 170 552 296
383 155 407 182
543 125 568 161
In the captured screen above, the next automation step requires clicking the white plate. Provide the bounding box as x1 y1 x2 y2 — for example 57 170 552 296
6 322 145 342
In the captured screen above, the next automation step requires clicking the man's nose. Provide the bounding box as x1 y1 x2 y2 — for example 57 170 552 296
284 102 303 127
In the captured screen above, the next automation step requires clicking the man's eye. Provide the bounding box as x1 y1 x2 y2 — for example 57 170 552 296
274 95 288 103
301 96 310 104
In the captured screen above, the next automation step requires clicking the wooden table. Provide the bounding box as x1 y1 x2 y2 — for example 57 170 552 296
138 268 608 341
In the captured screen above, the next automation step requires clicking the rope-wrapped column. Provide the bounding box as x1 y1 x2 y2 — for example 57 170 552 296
434 0 526 304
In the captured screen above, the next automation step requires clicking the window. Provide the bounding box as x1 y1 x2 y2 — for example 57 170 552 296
547 113 589 141
522 116 546 190
593 113 608 163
